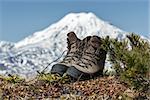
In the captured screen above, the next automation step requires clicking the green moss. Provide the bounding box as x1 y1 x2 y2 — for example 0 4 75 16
37 73 70 84
37 73 61 83
0 75 25 84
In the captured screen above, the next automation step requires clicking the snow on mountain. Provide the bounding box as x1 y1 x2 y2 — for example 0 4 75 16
15 12 127 48
0 41 14 52
0 12 129 78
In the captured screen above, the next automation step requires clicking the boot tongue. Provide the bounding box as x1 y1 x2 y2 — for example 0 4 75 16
89 36 102 48
67 32 80 51
67 32 78 42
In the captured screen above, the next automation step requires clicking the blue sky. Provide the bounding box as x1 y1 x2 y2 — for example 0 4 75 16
0 0 149 42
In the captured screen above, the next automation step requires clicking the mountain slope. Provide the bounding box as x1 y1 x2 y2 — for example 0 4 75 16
15 12 127 48
0 12 128 78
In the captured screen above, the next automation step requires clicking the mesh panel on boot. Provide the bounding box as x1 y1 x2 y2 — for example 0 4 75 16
72 36 107 74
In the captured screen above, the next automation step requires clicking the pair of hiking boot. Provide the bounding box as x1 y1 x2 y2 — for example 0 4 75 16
51 32 107 81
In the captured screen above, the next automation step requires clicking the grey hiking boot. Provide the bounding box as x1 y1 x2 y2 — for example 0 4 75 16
66 35 107 79
51 32 81 76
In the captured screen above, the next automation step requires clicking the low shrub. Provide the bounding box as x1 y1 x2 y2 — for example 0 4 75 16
105 33 150 92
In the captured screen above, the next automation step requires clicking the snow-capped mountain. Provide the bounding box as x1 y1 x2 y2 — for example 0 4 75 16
15 12 127 48
0 12 129 78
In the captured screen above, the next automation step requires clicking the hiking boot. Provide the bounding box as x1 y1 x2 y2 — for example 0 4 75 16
66 35 107 79
51 32 81 76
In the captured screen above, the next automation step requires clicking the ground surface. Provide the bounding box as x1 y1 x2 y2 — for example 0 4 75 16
0 75 148 100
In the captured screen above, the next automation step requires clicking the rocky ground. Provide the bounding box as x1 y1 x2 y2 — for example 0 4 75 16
0 75 149 100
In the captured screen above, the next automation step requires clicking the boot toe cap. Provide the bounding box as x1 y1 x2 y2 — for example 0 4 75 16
51 64 68 76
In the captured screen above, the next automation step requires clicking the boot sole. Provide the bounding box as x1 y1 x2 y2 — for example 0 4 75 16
66 66 103 81
51 64 68 76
